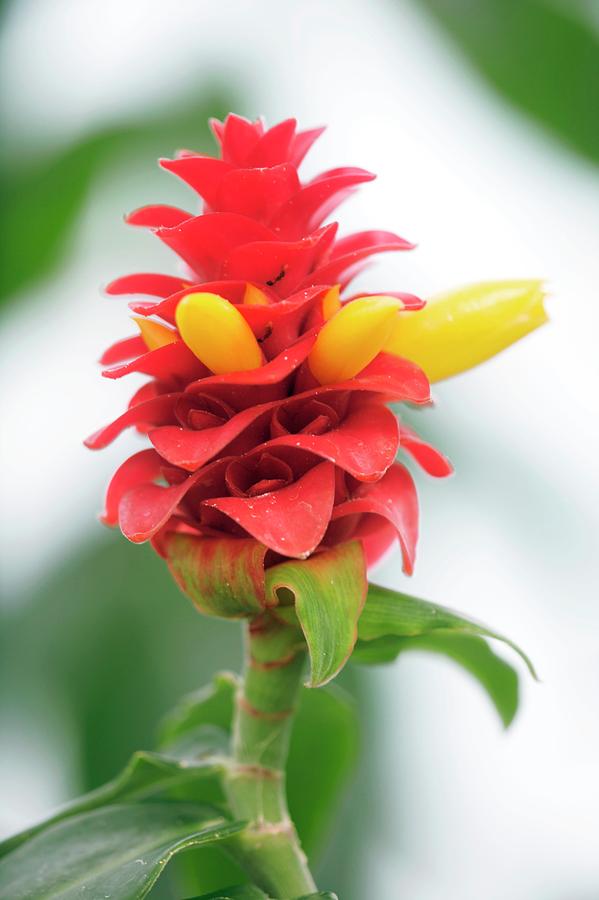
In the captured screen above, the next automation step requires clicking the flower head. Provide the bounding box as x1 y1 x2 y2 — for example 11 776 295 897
88 114 545 587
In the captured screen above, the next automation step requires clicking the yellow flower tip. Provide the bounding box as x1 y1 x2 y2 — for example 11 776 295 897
308 294 402 385
321 285 342 321
383 279 548 383
132 316 178 352
175 292 262 374
243 283 270 306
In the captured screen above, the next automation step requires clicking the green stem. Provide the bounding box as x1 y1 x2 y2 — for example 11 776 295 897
224 613 316 898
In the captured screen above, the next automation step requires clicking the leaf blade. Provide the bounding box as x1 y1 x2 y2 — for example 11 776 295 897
185 890 337 899
353 582 537 727
354 632 519 727
186 887 268 899
288 685 359 856
359 583 537 678
0 740 227 858
158 671 238 751
0 803 245 900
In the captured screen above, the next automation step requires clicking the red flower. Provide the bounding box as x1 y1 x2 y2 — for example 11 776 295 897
88 115 452 576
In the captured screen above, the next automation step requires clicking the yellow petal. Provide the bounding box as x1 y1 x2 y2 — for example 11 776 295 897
243 283 269 306
322 285 342 321
175 292 262 374
384 280 548 383
132 316 178 351
308 295 402 385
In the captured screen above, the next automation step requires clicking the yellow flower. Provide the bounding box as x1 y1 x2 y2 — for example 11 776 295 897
384 280 547 382
175 292 262 374
308 295 402 384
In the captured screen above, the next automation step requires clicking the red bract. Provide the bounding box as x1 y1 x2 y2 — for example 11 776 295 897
90 114 452 576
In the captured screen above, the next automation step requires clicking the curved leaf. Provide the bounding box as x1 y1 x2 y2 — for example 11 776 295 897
358 583 536 677
265 542 368 687
353 632 519 727
0 747 226 859
0 803 245 900
353 582 537 727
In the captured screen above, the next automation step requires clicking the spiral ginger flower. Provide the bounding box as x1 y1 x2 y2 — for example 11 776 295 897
87 114 546 582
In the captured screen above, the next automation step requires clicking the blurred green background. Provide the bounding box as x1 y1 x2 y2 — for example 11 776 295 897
1 1 598 898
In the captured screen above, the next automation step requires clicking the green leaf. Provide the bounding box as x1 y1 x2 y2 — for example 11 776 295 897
297 894 339 899
0 746 226 859
358 583 536 676
158 671 238 752
186 886 268 899
417 0 599 163
353 582 537 727
1 672 239 858
288 686 359 859
185 890 338 899
354 632 519 727
0 802 245 900
265 542 368 687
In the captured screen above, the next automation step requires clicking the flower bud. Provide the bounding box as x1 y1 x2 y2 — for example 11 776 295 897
309 295 402 384
384 280 547 382
175 291 263 374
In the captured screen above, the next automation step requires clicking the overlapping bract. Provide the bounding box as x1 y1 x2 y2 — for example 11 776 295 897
89 115 452 573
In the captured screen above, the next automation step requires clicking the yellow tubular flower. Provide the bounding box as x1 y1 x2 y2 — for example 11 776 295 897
175 292 263 374
308 295 402 385
243 283 270 306
384 280 548 383
132 316 178 351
